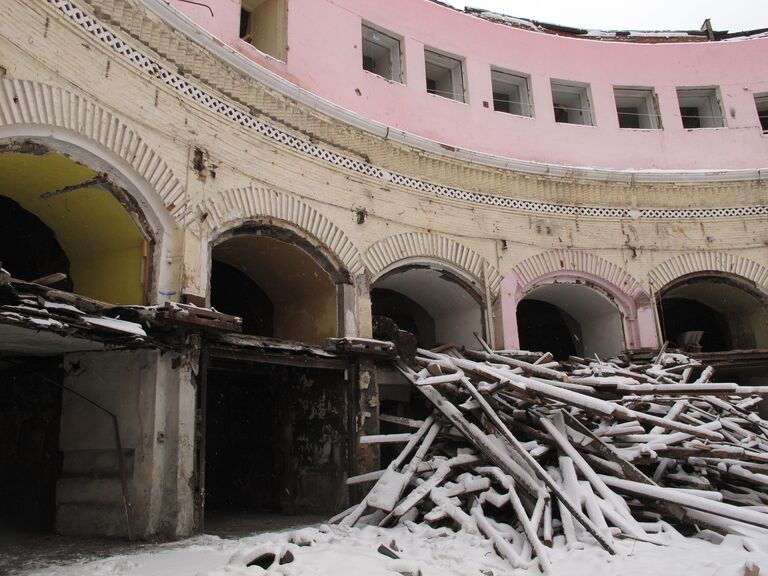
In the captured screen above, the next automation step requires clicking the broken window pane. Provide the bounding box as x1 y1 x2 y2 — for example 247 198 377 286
491 68 533 117
755 94 768 132
676 87 724 128
551 80 594 126
239 0 287 61
424 49 465 102
614 87 661 129
362 24 403 82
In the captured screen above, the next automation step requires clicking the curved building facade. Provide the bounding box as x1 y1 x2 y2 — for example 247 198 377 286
0 0 766 538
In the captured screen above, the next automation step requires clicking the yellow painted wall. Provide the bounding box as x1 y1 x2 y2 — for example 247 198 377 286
214 235 337 344
0 152 146 304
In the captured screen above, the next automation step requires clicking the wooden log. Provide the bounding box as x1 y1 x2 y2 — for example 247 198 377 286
346 470 385 485
471 501 529 569
429 488 478 534
541 414 635 524
465 350 569 382
359 433 413 444
599 475 768 530
371 421 442 513
379 414 425 429
396 361 543 497
508 482 551 572
341 415 437 526
453 374 617 555
385 453 480 521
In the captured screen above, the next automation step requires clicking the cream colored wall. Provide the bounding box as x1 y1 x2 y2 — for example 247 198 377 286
2 0 766 344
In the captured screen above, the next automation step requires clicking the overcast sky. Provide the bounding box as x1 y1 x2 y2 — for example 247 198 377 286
442 1 768 32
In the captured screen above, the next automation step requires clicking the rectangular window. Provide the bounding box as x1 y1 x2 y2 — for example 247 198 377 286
614 87 661 129
755 93 768 132
551 80 594 125
491 68 533 117
676 87 724 128
424 49 465 102
239 0 287 61
362 24 403 82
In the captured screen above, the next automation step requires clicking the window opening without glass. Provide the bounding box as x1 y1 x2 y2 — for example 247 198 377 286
755 94 768 132
361 24 403 82
676 87 724 128
424 49 465 102
551 80 594 125
239 0 287 61
491 68 533 117
614 87 662 129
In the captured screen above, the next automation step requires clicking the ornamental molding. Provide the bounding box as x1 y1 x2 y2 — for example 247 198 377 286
649 252 768 292
510 250 648 302
45 0 768 220
366 232 502 294
0 77 187 221
201 186 364 276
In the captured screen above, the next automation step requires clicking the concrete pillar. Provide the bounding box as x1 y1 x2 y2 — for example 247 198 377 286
355 273 373 338
56 347 197 539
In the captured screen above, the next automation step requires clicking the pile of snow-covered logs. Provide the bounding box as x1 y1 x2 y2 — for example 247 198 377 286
332 343 768 572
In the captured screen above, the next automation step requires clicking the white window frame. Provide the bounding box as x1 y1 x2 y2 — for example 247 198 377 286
676 87 725 129
361 23 404 83
755 93 768 133
551 80 594 126
613 87 662 129
424 48 466 103
490 68 533 117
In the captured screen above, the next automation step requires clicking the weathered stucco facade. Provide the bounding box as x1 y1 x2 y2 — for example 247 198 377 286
1 0 767 539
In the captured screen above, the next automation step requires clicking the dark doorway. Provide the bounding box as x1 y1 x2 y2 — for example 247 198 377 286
658 297 729 352
371 288 436 348
0 360 62 533
0 196 72 290
517 299 579 360
210 259 274 337
204 361 350 523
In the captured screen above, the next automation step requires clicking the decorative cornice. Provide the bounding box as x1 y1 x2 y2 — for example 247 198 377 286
201 186 364 276
511 250 647 301
44 0 768 220
649 252 768 292
366 232 502 293
0 77 187 221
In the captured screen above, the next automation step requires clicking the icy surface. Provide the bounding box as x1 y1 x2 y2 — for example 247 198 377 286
12 523 768 576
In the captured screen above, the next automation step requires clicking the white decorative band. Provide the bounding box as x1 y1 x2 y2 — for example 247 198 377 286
48 0 768 221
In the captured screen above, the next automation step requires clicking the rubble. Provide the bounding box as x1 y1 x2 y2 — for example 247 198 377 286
335 342 768 572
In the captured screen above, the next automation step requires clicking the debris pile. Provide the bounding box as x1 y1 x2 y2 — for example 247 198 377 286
334 344 768 572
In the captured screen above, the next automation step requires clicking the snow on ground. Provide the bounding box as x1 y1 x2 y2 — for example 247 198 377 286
14 523 768 576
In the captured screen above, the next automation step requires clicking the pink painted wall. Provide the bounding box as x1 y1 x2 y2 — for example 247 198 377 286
170 0 768 171
499 270 659 353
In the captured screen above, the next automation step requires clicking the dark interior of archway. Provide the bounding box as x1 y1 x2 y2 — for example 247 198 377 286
205 363 348 517
210 259 274 336
0 196 72 290
371 288 436 348
659 297 730 352
0 360 62 533
517 299 578 360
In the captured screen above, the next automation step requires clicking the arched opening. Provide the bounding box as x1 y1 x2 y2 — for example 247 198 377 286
0 147 151 304
370 264 486 465
210 228 341 344
517 282 625 361
658 275 768 352
0 143 158 539
204 224 351 532
371 265 485 350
